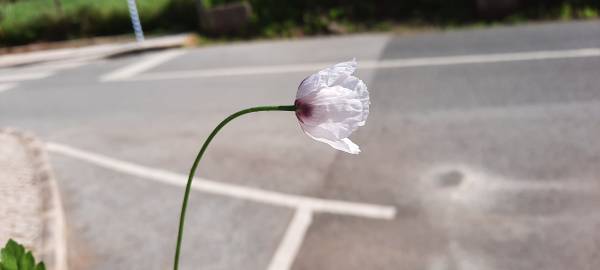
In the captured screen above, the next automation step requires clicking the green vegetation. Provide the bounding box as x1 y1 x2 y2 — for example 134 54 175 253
559 3 599 20
0 0 599 47
204 0 599 37
0 239 45 270
0 0 197 46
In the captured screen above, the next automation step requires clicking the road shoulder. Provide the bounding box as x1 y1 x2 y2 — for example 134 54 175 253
0 128 67 270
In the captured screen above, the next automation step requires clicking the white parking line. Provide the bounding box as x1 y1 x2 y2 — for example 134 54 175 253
100 50 185 81
0 60 89 83
47 142 395 270
109 47 600 81
0 72 53 82
268 208 313 270
368 47 600 69
25 60 88 71
46 142 396 219
0 83 17 93
0 60 89 85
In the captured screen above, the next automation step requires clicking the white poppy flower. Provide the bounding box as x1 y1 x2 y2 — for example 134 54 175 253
294 59 370 154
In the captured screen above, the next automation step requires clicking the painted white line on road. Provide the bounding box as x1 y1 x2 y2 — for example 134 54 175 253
365 47 600 69
127 62 346 81
0 72 53 82
1 61 87 73
0 83 17 93
46 142 396 219
101 50 185 81
116 47 600 81
268 208 313 270
28 60 88 71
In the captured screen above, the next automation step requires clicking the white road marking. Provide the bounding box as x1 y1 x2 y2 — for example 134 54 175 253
267 208 313 270
127 62 349 81
46 142 396 220
366 47 600 69
0 61 87 73
0 83 17 93
26 60 88 71
0 72 53 82
112 47 600 81
100 50 185 81
0 60 88 85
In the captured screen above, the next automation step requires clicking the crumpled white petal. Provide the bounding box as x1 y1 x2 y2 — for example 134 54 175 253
297 59 357 99
306 133 361 154
294 59 369 154
298 85 366 140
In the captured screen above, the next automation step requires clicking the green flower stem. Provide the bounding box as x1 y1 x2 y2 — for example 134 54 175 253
173 105 296 270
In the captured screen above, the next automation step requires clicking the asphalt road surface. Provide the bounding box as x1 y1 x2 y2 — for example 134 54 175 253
1 20 600 270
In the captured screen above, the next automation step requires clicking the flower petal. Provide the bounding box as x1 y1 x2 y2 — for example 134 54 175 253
295 59 368 154
323 59 357 85
298 85 368 140
297 59 357 99
305 133 361 154
335 75 369 126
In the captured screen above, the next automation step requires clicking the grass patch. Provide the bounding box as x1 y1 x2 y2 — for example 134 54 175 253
0 0 196 46
0 0 599 47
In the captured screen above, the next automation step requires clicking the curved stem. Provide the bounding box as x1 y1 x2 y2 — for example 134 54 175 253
173 105 296 270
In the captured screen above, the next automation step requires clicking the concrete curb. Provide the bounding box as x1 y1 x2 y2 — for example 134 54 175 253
0 128 68 270
0 33 193 69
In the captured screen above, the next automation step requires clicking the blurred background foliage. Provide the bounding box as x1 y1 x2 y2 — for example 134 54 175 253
0 0 599 46
0 0 196 46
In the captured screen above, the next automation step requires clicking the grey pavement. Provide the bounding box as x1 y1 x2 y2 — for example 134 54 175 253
1 20 600 270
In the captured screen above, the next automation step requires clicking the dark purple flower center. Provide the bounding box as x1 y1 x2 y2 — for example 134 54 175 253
294 99 313 123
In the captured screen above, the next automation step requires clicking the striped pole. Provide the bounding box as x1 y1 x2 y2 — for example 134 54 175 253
126 0 145 42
